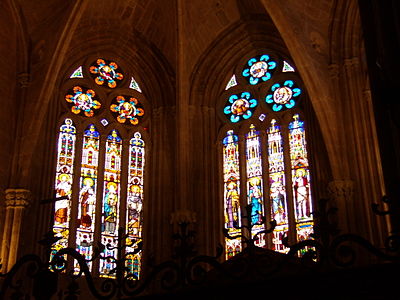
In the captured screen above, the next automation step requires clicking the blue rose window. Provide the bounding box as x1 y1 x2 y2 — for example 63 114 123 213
265 80 302 112
242 55 277 85
224 92 257 123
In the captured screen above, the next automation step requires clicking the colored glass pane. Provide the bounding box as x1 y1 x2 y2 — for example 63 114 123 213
223 92 257 123
65 86 101 117
90 58 124 88
223 130 242 258
100 130 122 277
129 77 142 93
242 54 276 85
110 95 144 125
265 80 302 112
282 61 295 72
70 66 83 78
51 119 76 264
126 132 145 278
267 119 289 253
74 124 100 273
225 74 237 90
289 114 314 245
246 125 265 247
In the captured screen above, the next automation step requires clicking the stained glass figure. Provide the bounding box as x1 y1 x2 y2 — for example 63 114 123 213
282 61 295 72
223 130 242 258
225 74 237 90
246 125 265 247
126 132 145 278
74 124 100 273
242 54 277 85
51 119 76 264
265 80 302 112
267 119 289 253
110 96 145 125
289 114 314 244
90 58 124 88
100 130 122 277
65 86 101 117
70 66 83 78
129 77 142 93
223 92 257 123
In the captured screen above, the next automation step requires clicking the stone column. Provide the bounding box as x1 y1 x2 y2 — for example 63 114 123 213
0 189 30 272
327 180 354 234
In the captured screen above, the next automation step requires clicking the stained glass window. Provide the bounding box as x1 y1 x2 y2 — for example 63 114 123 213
223 130 242 258
52 119 76 261
53 58 147 278
221 54 314 259
246 125 265 247
126 132 145 278
289 114 314 244
75 124 100 273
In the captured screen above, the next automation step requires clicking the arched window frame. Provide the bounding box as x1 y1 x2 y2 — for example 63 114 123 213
218 52 315 258
52 56 150 279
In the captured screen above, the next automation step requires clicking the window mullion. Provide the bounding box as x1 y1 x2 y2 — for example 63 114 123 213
238 133 249 243
260 129 272 249
281 124 297 246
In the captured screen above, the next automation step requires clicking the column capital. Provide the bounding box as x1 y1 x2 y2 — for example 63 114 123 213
327 180 354 200
4 188 31 208
17 72 30 88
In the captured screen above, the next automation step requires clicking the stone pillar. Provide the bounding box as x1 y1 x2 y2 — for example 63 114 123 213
327 180 354 234
0 189 30 273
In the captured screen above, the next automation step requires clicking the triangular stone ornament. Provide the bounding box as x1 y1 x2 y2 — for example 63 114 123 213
70 66 83 78
129 77 142 93
225 74 237 90
282 61 295 72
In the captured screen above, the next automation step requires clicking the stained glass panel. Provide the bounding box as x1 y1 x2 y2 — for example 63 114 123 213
242 54 277 85
223 92 258 123
70 66 83 78
225 74 237 90
129 77 142 93
282 61 295 72
65 86 101 117
265 80 302 112
126 132 145 278
267 119 289 253
90 58 124 88
75 124 100 273
289 114 314 244
245 125 265 247
51 119 76 263
110 95 145 125
100 130 122 277
223 130 242 258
